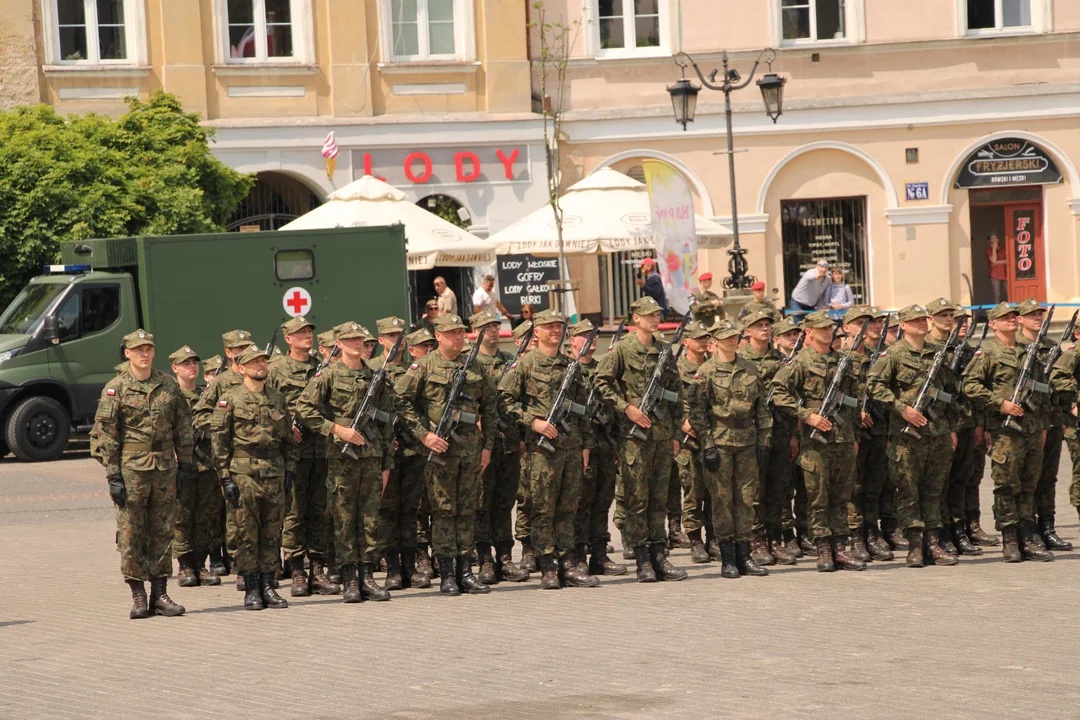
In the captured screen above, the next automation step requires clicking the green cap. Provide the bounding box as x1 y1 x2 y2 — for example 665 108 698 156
630 296 663 316
123 329 155 349
513 321 533 340
317 330 336 348
871 306 890 320
203 354 223 373
282 316 315 336
168 345 199 364
335 321 374 341
569 319 595 337
222 329 255 349
741 309 775 330
897 304 932 322
434 314 467 332
773 317 800 335
376 316 408 335
468 310 499 331
236 346 270 365
802 310 835 329
406 328 436 346
711 319 740 340
532 309 565 326
925 297 957 317
684 320 712 340
842 306 874 324
1015 298 1044 316
953 307 970 320
987 302 1018 321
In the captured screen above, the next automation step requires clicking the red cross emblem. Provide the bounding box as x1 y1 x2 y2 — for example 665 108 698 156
282 287 312 317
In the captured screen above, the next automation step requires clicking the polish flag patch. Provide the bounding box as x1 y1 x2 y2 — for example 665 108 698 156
410 363 419 369
106 388 116 396
218 400 228 407
510 363 518 369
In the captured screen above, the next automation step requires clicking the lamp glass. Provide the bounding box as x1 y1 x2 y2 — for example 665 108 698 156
666 79 700 128
756 73 786 123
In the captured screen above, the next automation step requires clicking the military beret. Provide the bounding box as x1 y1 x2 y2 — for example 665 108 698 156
335 321 374 341
711 319 740 341
434 314 467 332
897 304 932 322
406 328 436 346
468 310 499 331
630 296 663 315
1015 298 1044 316
699 272 713 281
168 345 199 364
203 355 223 373
512 321 533 340
317 330 336 348
925 298 957 317
842 306 874 324
376 316 408 335
532 309 565 326
684 320 712 340
123 329 155 349
773 317 800 335
221 329 255 349
751 280 766 291
236 346 270 365
801 310 835 329
987 302 1018 320
281 316 315 336
569 319 595 337
741 310 775 330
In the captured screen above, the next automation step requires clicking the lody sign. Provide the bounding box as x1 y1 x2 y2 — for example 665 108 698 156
349 146 530 187
955 138 1063 188
496 254 560 315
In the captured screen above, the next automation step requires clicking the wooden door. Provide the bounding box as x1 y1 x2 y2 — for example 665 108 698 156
1005 203 1046 303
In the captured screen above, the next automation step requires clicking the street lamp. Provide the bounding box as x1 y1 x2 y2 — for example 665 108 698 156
668 49 787 290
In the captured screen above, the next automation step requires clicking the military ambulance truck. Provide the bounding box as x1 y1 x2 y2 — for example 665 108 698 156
0 226 408 462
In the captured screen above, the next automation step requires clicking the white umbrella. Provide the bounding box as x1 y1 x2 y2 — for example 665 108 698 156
487 167 732 255
279 175 497 271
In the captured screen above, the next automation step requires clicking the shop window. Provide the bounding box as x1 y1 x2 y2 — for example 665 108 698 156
380 0 475 62
44 0 147 64
781 197 868 306
275 249 315 281
215 0 314 64
591 0 668 57
779 0 848 43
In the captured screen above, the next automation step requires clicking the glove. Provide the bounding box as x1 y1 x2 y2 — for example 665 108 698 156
107 473 127 507
703 447 720 472
176 461 197 495
284 471 296 497
221 475 240 508
756 445 770 468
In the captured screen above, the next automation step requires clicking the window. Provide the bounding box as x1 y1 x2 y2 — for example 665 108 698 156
382 0 477 61
53 292 81 342
780 0 846 42
593 0 666 56
226 0 295 60
275 249 315 281
45 0 146 64
81 286 121 335
966 0 1031 31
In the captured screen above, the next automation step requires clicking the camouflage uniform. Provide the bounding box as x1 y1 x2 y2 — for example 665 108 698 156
690 287 724 325
676 352 710 539
851 325 893 552
577 349 622 572
1049 341 1080 524
173 384 225 571
943 311 980 535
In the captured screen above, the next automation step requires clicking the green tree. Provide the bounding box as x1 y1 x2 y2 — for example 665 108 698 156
0 90 252 308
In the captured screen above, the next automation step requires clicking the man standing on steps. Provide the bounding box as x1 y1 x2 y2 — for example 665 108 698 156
93 329 195 619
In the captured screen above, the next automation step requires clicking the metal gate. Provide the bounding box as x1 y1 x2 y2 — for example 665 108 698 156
780 197 868 305
227 172 323 232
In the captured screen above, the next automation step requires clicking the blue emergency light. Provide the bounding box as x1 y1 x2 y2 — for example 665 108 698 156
43 264 91 275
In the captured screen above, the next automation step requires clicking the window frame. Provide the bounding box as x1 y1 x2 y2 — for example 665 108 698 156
79 284 122 337
587 0 670 59
41 0 148 66
274 249 316 282
772 0 864 48
958 0 1050 37
378 0 477 64
214 0 315 65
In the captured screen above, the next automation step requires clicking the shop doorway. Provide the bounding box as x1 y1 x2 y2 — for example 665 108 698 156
781 197 868 306
967 187 1045 305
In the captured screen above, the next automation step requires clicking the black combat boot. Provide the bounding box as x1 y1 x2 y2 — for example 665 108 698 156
383 549 404 591
797 528 817 555
290 557 311 597
495 542 529 582
127 580 150 620
866 525 894 561
309 561 341 595
475 543 498 585
1039 515 1073 551
750 531 775 566
651 542 688 581
1020 521 1054 562
1001 526 1022 563
588 541 626 576
953 524 983 556
832 536 866 571
849 532 872 563
768 529 797 565
687 529 711 564
814 537 835 572
328 563 343 584
939 524 959 557
360 563 392 600
735 540 769 577
782 528 803 559
176 553 198 588
519 539 538 573
968 516 1000 546
209 549 228 577
905 528 924 568
668 516 691 549
149 578 185 617
415 544 434 581
924 529 958 566
195 552 221 586
561 552 600 587
456 555 490 594
634 546 657 583
342 564 362 603
402 549 432 589
244 573 265 610
260 571 289 609
718 540 740 578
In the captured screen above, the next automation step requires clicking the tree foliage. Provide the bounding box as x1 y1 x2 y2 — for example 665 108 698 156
0 90 253 308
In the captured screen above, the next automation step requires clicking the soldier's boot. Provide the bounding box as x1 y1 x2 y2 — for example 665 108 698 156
634 546 657 583
573 543 591 575
1000 526 1022 563
360 563 392 601
382 549 404 592
718 541 740 579
340 565 362 603
866 526 894 561
195 553 221 586
328 563 343 584
537 554 560 590
849 532 872 563
735 541 769 577
456 556 490 595
149 578 186 617
782 529 803 559
668 516 692 549
588 541 627 576
814 537 835 572
475 543 498 586
968 517 1000 546
561 553 600 587
687 529 711 564
235 573 246 592
520 539 538 573
924 529 959 566
126 580 150 620
768 529 797 566
750 532 776 567
882 518 910 550
290 558 311 597
939 524 960 557
275 557 288 582
209 550 228 577
260 571 289 609
905 528 925 568
707 537 724 561
244 574 265 610
1020 521 1054 562
651 542 688 581
495 543 529 582
402 549 432 589
953 524 983 557
309 561 342 595
415 544 435 581
621 532 636 561
1039 515 1073 551
832 536 867 571
177 554 198 588
797 528 817 555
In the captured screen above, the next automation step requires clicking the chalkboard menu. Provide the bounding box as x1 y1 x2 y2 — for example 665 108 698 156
496 254 560 315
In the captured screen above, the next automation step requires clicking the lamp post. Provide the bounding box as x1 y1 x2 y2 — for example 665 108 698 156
667 50 786 290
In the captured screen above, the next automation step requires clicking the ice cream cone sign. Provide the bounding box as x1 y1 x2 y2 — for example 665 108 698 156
322 131 339 181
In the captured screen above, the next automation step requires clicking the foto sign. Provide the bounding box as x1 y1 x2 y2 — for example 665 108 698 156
905 182 929 201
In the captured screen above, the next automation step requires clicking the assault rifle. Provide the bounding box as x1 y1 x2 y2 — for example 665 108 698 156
808 321 868 444
1003 305 1055 432
584 318 625 446
537 323 599 454
341 331 405 460
315 345 341 374
427 327 488 466
499 324 534 385
628 311 692 441
859 315 890 423
766 330 805 406
264 327 280 359
1043 309 1078 377
900 322 961 439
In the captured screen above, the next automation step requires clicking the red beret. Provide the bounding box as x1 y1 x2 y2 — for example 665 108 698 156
640 257 655 267
699 272 712 281
751 281 766 291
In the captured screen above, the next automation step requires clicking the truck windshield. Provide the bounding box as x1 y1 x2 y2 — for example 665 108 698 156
0 284 66 335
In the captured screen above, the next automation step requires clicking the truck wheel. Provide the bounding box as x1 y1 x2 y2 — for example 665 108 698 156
5 396 71 462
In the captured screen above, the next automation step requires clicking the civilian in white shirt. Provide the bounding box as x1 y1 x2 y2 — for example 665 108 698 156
472 274 508 318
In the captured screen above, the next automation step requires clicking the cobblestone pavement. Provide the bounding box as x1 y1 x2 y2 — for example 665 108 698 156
2 447 1079 719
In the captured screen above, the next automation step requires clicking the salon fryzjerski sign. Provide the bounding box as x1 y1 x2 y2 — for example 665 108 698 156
955 138 1063 189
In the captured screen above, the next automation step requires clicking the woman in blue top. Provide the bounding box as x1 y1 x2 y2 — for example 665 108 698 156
822 268 855 310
